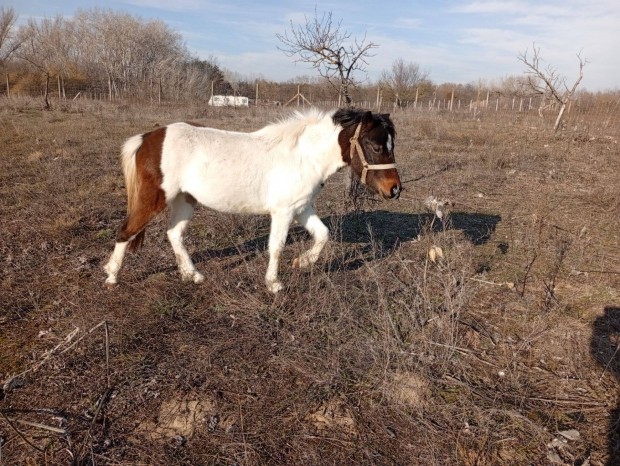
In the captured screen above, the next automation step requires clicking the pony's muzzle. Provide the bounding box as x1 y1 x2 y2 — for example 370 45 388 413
376 179 402 199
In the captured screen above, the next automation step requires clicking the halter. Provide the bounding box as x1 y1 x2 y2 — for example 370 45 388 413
349 122 397 185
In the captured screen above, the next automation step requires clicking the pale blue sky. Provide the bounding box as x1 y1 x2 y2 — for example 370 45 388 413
6 0 619 91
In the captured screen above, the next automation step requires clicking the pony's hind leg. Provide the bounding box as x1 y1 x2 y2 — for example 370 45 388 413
167 194 203 283
104 187 166 286
292 206 329 269
104 241 129 287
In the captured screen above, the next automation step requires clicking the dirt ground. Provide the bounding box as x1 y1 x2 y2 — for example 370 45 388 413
1 98 619 465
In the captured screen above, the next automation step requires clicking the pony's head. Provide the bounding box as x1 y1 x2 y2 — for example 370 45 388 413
333 109 402 199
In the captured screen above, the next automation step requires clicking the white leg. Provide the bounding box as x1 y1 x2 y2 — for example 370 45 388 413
292 207 329 269
265 211 293 293
167 195 203 284
104 241 129 286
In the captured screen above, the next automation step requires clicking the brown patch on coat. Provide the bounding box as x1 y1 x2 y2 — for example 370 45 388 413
116 127 167 250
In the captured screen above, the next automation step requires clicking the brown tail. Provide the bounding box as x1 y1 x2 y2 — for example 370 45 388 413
119 134 146 251
121 134 143 217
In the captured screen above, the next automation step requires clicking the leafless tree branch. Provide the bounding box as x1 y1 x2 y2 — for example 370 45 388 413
517 44 587 131
380 58 430 106
277 9 377 106
0 7 20 66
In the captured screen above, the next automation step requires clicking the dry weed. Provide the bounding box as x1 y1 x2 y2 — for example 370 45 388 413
0 98 618 465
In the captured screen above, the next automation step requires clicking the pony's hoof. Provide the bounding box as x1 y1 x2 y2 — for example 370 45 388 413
292 256 311 269
181 271 204 284
293 254 317 269
267 281 283 294
104 278 117 289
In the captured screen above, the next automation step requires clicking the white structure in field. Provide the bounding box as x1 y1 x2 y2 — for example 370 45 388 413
208 95 249 107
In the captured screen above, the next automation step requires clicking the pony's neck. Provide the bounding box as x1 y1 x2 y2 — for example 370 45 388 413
298 116 347 183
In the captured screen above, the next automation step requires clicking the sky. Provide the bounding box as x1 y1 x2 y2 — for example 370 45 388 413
5 0 620 91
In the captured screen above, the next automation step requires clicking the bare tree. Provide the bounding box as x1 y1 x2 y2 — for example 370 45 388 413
0 7 21 95
73 9 186 101
518 44 587 131
16 16 73 108
277 9 377 107
380 58 429 107
0 7 19 66
497 74 531 98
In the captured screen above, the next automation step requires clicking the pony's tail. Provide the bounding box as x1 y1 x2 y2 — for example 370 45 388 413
120 134 144 250
121 134 142 214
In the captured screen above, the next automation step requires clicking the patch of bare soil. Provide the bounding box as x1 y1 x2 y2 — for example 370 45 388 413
1 99 619 465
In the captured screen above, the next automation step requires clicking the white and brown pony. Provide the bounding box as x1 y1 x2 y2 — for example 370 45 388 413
104 108 401 293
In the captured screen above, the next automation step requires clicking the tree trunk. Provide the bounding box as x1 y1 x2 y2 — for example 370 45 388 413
340 83 352 108
43 73 50 109
553 102 567 131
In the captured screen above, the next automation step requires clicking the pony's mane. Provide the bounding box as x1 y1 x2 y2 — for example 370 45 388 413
257 108 329 149
332 108 396 139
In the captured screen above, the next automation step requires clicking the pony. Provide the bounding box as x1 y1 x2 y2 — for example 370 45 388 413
104 108 402 293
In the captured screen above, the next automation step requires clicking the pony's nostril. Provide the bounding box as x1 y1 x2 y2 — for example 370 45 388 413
391 185 401 199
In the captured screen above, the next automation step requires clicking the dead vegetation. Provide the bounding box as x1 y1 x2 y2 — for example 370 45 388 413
0 96 619 465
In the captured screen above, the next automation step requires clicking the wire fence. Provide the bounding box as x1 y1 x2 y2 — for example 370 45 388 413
3 83 619 138
283 95 620 138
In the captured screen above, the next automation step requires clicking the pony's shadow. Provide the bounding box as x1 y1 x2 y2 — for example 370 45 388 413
194 210 501 271
591 306 620 465
322 210 501 271
334 210 501 247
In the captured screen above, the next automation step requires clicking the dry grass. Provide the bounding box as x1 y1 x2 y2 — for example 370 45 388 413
1 96 619 465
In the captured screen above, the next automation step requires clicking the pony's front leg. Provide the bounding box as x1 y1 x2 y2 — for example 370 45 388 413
265 211 293 293
292 207 329 269
167 194 203 284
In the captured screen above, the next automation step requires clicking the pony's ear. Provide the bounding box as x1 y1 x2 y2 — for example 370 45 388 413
381 113 390 119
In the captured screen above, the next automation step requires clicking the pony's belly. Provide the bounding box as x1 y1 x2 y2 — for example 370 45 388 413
194 193 270 215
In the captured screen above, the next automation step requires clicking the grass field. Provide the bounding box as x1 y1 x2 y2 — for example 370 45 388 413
1 97 619 465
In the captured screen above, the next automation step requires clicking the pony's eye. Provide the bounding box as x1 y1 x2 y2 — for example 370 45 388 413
371 144 382 153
